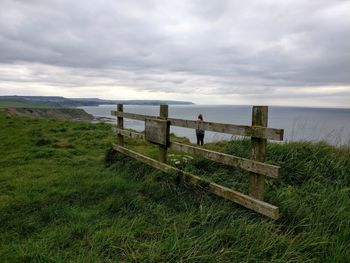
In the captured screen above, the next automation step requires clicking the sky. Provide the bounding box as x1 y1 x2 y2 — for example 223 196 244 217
0 0 349 107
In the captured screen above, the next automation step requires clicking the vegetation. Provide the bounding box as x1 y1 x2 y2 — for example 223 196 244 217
3 107 93 120
0 112 349 262
0 99 47 108
0 96 194 107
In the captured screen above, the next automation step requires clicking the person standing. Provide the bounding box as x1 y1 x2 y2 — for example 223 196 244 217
196 114 205 145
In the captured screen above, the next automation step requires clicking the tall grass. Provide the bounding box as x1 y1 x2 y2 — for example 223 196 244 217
0 112 349 262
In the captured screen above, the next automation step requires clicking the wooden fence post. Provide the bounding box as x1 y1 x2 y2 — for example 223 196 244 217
117 104 124 146
159 105 168 163
249 106 268 200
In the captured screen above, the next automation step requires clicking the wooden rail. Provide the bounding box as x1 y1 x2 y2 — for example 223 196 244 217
112 127 279 178
168 117 283 141
111 111 153 121
113 127 146 141
113 144 279 219
169 142 280 178
111 111 284 141
111 104 284 219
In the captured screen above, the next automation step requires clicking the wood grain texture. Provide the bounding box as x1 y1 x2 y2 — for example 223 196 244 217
170 142 279 178
249 106 268 200
111 110 284 140
145 119 170 146
111 129 280 178
113 128 145 141
111 130 280 178
209 182 279 219
111 111 156 122
113 144 279 219
168 117 283 141
159 105 169 163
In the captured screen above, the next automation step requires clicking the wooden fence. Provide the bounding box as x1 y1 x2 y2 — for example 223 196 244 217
111 105 284 219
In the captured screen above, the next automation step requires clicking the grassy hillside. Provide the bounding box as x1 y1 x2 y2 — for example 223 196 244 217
0 112 349 262
3 107 93 121
0 99 47 108
0 96 194 107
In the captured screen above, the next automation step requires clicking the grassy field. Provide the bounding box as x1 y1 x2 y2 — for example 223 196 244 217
0 112 349 262
0 99 48 108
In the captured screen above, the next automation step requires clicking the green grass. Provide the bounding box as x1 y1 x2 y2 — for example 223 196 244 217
0 112 349 262
0 99 48 108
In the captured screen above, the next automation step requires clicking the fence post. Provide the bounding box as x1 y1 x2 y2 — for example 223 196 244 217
159 105 168 163
117 104 124 146
249 106 268 200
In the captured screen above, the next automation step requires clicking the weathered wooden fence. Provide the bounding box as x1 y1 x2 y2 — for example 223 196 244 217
111 104 284 219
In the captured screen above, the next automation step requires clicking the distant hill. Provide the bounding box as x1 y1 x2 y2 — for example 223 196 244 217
0 99 46 108
3 107 94 121
0 96 194 107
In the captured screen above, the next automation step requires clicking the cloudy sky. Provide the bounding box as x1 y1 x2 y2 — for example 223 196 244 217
0 0 349 107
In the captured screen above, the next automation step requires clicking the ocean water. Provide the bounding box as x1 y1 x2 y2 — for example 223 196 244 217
80 105 350 146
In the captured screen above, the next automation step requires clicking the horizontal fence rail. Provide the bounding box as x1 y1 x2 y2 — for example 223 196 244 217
112 128 280 178
111 111 284 141
169 142 280 178
168 117 283 141
113 144 279 219
112 111 153 121
111 104 284 219
113 127 145 141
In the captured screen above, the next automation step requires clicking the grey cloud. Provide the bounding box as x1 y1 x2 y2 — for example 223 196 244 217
0 0 349 104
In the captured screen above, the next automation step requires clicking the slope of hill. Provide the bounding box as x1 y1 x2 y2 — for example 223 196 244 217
0 112 349 262
0 96 194 107
3 107 94 121
0 99 47 108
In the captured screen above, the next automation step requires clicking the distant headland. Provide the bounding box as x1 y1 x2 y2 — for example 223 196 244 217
0 96 194 107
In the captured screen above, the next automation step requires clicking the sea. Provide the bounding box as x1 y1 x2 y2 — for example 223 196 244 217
80 105 350 146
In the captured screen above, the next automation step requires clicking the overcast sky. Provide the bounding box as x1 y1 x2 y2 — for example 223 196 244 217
0 0 349 107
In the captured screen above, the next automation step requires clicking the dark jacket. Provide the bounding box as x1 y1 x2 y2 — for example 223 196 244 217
196 120 205 136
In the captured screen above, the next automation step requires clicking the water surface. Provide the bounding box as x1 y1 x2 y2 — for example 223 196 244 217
80 105 350 146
